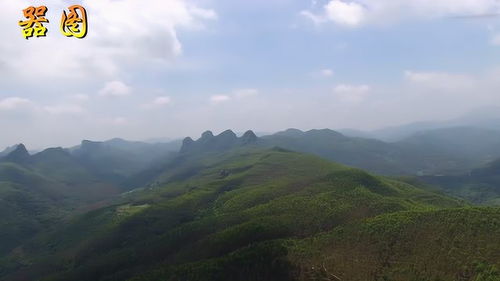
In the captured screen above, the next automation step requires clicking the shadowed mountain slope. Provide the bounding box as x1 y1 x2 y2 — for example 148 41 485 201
422 157 500 205
1 145 473 281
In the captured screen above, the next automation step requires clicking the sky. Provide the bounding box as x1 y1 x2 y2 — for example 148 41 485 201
2 0 500 149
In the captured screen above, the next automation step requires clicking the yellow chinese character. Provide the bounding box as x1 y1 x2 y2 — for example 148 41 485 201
60 5 88 39
18 6 49 39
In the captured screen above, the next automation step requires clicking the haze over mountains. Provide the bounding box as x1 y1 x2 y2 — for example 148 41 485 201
339 107 500 141
0 119 499 281
3 118 500 200
5 0 500 279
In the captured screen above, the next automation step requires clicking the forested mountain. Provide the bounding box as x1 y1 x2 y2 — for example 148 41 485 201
69 138 181 183
0 130 498 281
261 127 500 176
422 157 500 205
0 139 180 258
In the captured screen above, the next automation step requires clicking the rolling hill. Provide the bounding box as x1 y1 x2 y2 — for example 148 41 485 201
0 144 123 257
4 130 495 281
0 138 181 258
0 130 498 281
0 163 65 255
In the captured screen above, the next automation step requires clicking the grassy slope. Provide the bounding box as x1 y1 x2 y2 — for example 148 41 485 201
2 147 470 281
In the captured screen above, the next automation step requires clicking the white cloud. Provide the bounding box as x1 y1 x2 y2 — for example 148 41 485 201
210 89 259 105
311 68 335 78
321 69 335 77
311 69 335 78
153 96 172 106
302 0 500 27
325 0 366 26
333 84 371 103
300 10 326 25
99 81 132 97
404 70 476 92
0 97 32 110
142 96 172 108
0 97 85 115
0 0 217 79
210 95 231 104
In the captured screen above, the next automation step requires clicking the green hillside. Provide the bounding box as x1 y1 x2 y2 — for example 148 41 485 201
259 129 480 175
290 208 500 281
262 127 500 176
0 162 66 255
2 146 475 281
422 158 500 205
0 145 122 258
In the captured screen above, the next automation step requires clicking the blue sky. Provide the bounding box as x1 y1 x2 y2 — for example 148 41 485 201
2 0 500 148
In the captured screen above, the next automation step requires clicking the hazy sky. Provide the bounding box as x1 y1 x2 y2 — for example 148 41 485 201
2 0 500 149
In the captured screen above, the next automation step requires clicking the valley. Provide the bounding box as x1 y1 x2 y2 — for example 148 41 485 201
0 127 498 281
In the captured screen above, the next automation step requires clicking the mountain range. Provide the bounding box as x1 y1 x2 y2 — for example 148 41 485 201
0 127 499 281
339 106 500 141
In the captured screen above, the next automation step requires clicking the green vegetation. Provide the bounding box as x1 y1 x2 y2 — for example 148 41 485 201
422 158 500 205
262 127 500 176
0 130 498 281
0 139 181 259
3 146 483 281
290 208 500 281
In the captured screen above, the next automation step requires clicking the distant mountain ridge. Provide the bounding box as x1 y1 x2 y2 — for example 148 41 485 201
2 125 500 206
0 129 498 281
3 124 500 179
0 144 22 158
0 139 182 256
4 145 480 281
340 107 500 141
180 130 258 154
1 144 31 164
422 156 500 205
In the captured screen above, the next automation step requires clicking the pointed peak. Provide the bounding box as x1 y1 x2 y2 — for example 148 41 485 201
0 145 18 157
3 143 30 163
241 130 258 144
201 130 214 139
15 143 28 152
218 129 237 138
180 137 195 153
182 137 194 144
242 130 257 137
